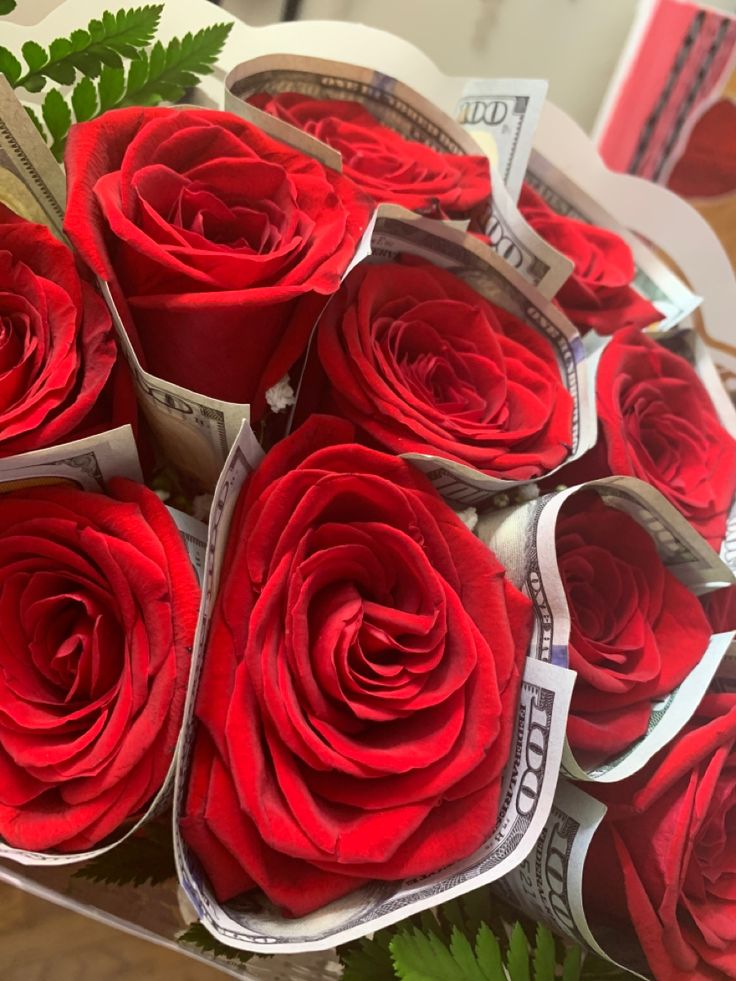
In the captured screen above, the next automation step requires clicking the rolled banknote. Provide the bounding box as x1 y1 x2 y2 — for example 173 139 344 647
172 422 576 953
295 202 593 506
455 77 548 203
224 55 572 299
525 148 701 328
0 425 142 493
495 780 650 980
477 475 735 783
0 75 65 237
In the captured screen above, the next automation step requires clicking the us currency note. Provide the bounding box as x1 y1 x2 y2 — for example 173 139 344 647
455 78 548 203
167 508 208 587
0 425 142 493
477 475 735 783
98 283 251 492
0 75 65 237
224 56 572 298
485 167 574 298
525 148 701 328
495 780 650 980
323 203 593 505
172 423 576 953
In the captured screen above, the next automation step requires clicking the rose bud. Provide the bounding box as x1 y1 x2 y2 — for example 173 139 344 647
181 415 531 915
559 326 736 550
63 107 372 420
248 91 491 221
0 479 199 854
315 259 574 481
584 692 736 980
557 493 711 762
0 204 123 456
518 183 659 335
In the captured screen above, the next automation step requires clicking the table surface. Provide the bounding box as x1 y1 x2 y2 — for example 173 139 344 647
0 882 224 981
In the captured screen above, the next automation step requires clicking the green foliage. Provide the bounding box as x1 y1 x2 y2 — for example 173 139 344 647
1 6 231 160
177 923 254 966
71 821 176 888
0 0 17 14
339 889 637 981
0 6 162 91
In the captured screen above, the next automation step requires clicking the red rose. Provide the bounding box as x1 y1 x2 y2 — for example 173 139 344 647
557 493 711 760
518 184 659 335
316 260 574 480
181 415 531 915
63 107 371 419
0 479 199 853
584 692 736 979
561 327 736 550
0 204 119 456
248 91 491 221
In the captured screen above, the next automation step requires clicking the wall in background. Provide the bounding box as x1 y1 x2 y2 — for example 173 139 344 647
224 0 736 131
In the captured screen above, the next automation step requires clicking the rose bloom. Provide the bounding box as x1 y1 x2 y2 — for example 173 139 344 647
248 91 491 221
584 692 736 979
0 479 199 853
518 184 659 335
316 259 574 480
181 416 531 915
0 204 121 456
560 326 736 550
63 107 371 418
557 493 711 761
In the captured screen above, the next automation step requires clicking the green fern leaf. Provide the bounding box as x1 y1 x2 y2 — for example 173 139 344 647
21 41 47 74
532 925 557 981
41 87 71 158
72 823 176 887
507 923 531 981
562 945 583 981
474 923 504 981
116 22 231 109
449 928 487 981
0 45 22 85
24 105 45 137
391 928 464 981
15 4 162 91
71 76 97 122
341 933 396 981
97 63 125 110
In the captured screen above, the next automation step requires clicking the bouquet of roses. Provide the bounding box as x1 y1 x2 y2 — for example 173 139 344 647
0 5 735 980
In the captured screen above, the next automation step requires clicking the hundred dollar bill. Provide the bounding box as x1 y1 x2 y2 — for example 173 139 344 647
477 475 735 783
99 283 250 493
0 75 66 237
0 425 142 493
167 508 208 587
455 78 547 203
485 166 574 297
526 148 701 328
172 423 576 953
495 780 649 980
313 203 592 506
224 56 572 299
